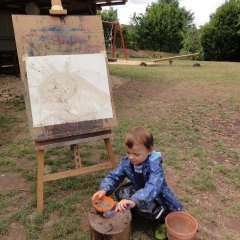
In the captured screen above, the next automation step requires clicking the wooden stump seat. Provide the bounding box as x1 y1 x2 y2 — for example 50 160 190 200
89 208 132 240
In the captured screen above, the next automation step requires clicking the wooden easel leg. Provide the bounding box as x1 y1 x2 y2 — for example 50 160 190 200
70 144 82 169
74 145 82 169
104 138 117 168
37 149 44 213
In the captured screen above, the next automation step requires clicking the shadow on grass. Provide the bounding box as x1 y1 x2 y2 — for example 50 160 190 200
131 211 159 240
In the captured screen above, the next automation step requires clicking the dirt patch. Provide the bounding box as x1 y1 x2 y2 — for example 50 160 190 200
226 216 240 236
75 198 94 228
0 173 28 191
115 48 178 59
16 158 36 171
112 73 240 239
0 75 23 102
1 61 240 239
1 173 31 221
0 222 26 240
39 210 62 239
111 76 129 89
116 80 240 102
0 75 27 150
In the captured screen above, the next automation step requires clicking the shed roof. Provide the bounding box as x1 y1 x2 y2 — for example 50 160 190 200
0 0 127 15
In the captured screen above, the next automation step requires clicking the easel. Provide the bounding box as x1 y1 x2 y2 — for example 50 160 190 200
12 1 118 213
36 130 117 213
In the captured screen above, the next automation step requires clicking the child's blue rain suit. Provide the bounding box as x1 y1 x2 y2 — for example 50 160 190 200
99 150 183 212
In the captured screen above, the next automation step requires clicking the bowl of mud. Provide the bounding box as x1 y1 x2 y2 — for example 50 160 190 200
165 211 198 240
92 196 115 213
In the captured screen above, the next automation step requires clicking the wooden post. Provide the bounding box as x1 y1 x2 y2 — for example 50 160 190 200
104 138 117 168
37 149 44 213
89 208 131 240
49 0 67 15
117 22 128 60
111 23 117 59
73 145 82 169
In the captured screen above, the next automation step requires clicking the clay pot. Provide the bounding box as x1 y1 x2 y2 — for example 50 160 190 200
165 211 198 240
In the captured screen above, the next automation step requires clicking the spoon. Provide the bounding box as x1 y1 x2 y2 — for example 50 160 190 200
103 205 131 218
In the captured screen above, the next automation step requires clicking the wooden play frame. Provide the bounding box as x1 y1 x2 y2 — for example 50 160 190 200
12 13 118 212
102 20 128 60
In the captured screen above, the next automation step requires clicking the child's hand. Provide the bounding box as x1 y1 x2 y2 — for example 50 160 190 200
116 199 136 212
92 190 106 202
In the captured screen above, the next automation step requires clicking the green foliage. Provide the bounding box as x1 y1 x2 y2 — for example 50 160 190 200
113 25 134 50
98 8 131 56
130 0 193 52
97 7 118 50
98 7 118 22
180 26 204 60
201 0 240 61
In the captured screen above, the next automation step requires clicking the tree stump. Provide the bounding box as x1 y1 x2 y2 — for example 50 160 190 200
88 208 132 240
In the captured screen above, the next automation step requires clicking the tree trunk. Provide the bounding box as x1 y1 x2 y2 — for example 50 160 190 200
89 208 132 240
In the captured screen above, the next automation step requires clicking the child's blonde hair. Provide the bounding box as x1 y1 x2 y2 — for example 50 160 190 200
125 126 153 150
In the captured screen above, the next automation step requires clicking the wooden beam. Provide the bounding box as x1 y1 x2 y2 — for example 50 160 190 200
140 53 199 66
43 162 112 182
152 53 199 63
35 132 113 150
0 0 127 12
37 150 44 213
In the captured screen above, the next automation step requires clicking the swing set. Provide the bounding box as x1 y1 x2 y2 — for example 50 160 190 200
102 21 128 60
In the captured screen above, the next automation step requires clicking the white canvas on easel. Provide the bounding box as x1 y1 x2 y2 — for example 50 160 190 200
26 53 113 127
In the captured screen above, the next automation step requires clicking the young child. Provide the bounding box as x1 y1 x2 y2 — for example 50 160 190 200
92 126 183 221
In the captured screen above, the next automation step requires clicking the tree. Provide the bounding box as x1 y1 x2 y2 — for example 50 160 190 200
97 7 118 50
115 25 135 49
130 0 193 52
201 0 240 61
98 8 132 55
180 26 204 60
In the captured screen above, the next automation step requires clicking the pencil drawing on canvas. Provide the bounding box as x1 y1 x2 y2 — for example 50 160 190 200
26 54 113 127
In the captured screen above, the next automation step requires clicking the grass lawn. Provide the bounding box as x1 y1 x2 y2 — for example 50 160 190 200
0 60 240 239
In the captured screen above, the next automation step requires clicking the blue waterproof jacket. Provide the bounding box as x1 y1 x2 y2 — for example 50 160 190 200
99 150 183 212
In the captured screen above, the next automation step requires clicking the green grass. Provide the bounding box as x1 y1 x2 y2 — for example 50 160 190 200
109 60 240 85
0 219 9 235
0 116 18 132
0 60 240 239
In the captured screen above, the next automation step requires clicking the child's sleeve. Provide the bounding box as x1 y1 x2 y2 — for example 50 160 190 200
130 165 165 207
99 160 126 195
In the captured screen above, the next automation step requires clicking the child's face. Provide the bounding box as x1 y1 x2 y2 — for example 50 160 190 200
126 144 152 166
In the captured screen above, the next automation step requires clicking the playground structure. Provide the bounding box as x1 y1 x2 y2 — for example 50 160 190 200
140 53 199 66
102 21 128 61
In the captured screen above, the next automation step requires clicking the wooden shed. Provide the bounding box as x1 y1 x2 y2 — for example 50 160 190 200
0 0 127 75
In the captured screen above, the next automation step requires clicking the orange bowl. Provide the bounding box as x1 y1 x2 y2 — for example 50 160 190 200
92 196 115 213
